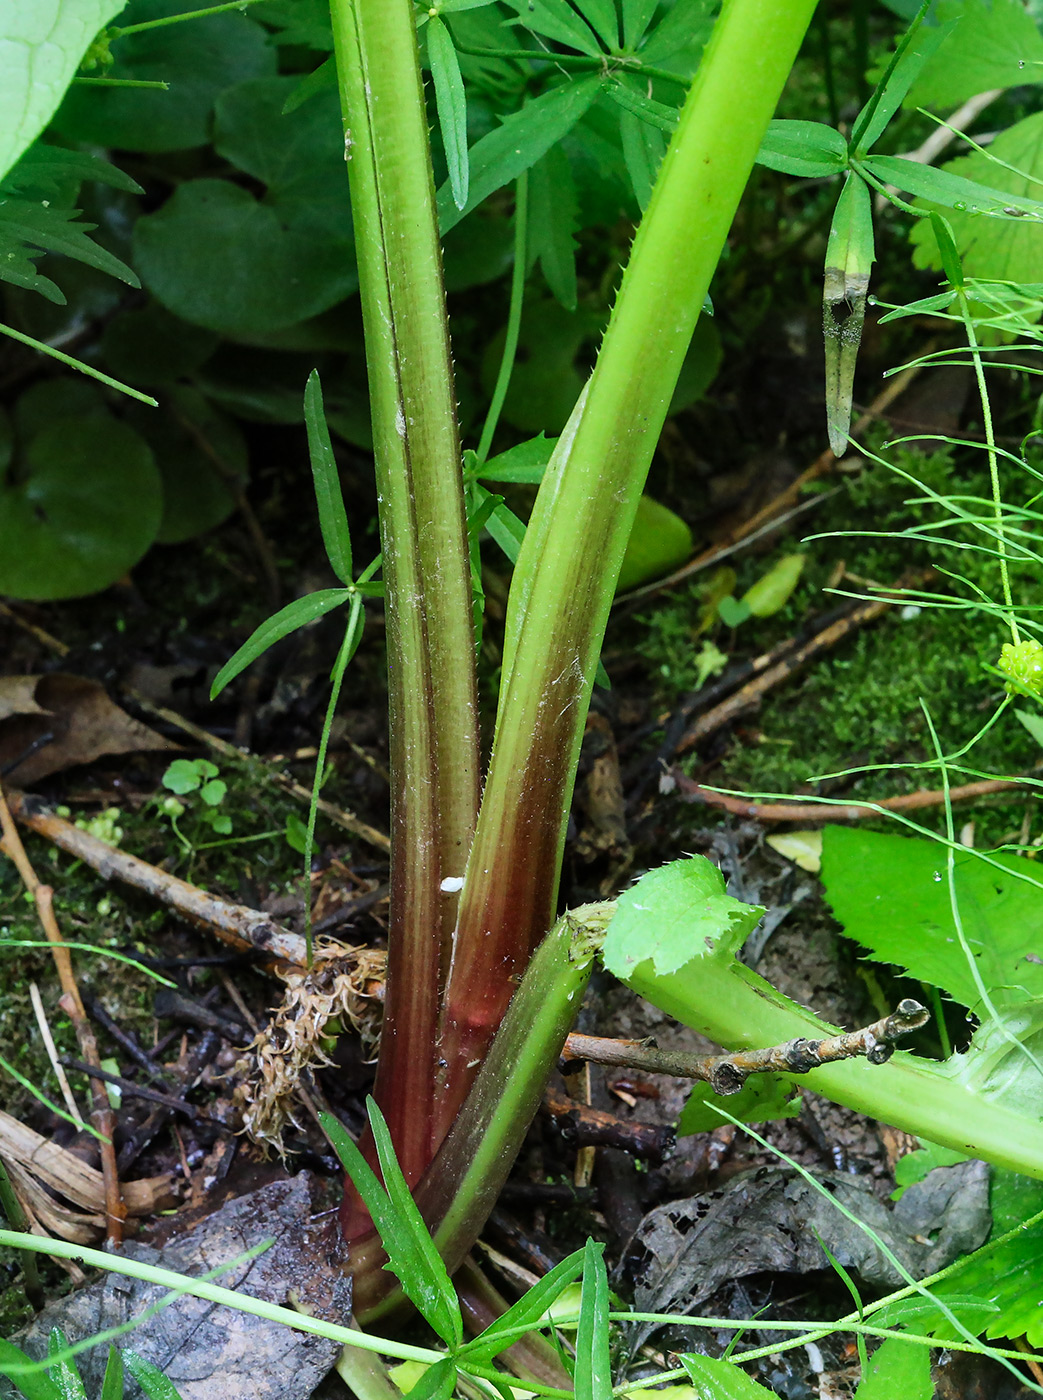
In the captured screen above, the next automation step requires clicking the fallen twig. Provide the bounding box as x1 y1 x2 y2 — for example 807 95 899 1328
5 788 309 968
543 1086 674 1161
676 570 935 754
563 1000 928 1094
0 783 126 1244
669 768 1032 823
59 1057 207 1118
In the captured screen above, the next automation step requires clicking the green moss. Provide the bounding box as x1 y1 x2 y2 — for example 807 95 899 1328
626 431 1043 846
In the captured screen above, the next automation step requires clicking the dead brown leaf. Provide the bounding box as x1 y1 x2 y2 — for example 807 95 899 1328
0 674 179 785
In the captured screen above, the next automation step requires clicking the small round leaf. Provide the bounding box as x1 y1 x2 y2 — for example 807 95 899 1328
0 416 162 600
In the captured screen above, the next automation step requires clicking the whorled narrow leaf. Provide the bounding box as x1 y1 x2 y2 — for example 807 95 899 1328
304 370 353 584
574 0 620 50
606 79 680 135
861 153 1043 219
437 75 604 233
477 433 556 483
209 589 353 698
622 0 660 49
529 148 578 310
619 108 666 212
427 17 469 210
680 1353 777 1397
851 5 956 155
500 0 601 55
756 118 848 178
463 1247 587 1364
823 173 874 456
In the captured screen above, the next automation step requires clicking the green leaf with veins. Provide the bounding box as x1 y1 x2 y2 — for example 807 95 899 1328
909 111 1043 286
906 0 1043 110
134 80 357 335
638 0 714 70
821 826 1043 1012
851 1336 931 1400
500 0 601 54
877 1169 1043 1349
54 0 276 153
756 119 848 178
679 1354 776 1399
0 0 127 182
0 416 161 601
602 856 765 979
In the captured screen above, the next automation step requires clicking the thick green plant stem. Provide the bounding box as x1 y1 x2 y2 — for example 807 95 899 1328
327 0 480 1188
436 0 819 1135
624 955 1043 1179
351 905 608 1320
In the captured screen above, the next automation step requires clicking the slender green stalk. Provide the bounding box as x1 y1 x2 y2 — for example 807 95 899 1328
111 0 271 35
0 324 157 405
958 287 1018 640
303 592 367 962
476 175 529 465
0 1231 444 1368
436 0 819 1137
327 0 480 1190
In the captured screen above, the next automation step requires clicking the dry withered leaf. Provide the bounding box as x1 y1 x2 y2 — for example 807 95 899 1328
0 1109 178 1243
624 1160 991 1358
9 1175 349 1400
0 673 178 785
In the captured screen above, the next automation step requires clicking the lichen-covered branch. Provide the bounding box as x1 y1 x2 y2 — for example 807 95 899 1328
563 1000 929 1093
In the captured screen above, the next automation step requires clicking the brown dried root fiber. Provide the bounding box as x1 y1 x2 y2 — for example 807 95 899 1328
235 943 385 1157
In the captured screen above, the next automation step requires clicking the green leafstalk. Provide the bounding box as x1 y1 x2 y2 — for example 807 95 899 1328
350 904 609 1320
327 0 480 1190
436 0 819 1138
622 951 1043 1179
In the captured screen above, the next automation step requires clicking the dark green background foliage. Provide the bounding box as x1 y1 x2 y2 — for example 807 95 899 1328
0 0 722 600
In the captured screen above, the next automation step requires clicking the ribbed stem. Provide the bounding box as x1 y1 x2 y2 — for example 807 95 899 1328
328 0 480 1191
435 0 819 1138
